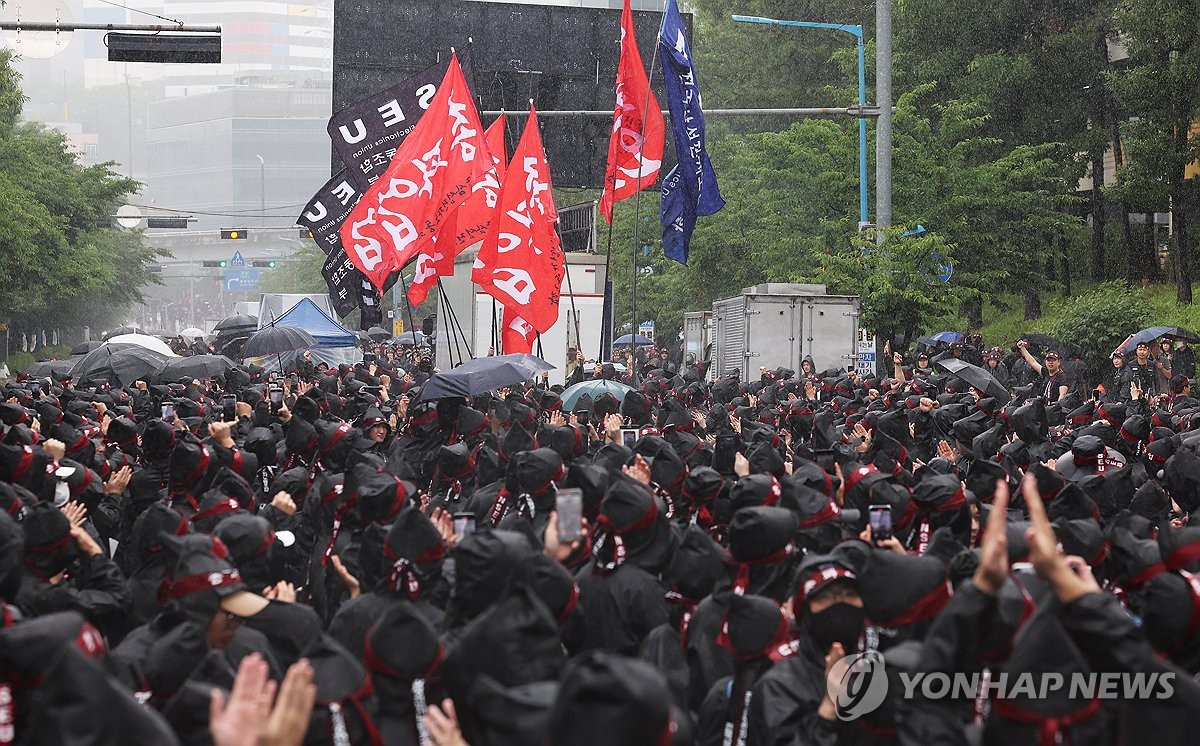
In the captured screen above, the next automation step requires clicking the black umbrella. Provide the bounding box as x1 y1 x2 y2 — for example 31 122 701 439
417 354 555 401
214 314 259 331
353 330 370 344
1018 333 1060 349
102 326 142 341
71 343 173 388
154 354 238 383
241 326 316 358
1115 325 1200 354
213 332 250 359
70 341 103 355
936 358 1010 402
394 331 425 345
367 326 390 341
22 358 79 379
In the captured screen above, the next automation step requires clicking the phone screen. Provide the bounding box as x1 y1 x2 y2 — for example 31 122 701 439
814 448 838 474
161 403 175 420
269 388 283 410
713 433 739 476
620 428 638 448
222 395 237 421
29 383 40 395
556 488 583 543
869 504 893 542
575 410 590 427
453 512 476 540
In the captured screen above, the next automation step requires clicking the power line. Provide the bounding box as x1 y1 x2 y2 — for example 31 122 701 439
128 202 308 218
92 0 181 26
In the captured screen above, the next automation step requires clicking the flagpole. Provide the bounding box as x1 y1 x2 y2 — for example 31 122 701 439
627 1 668 386
601 217 615 363
397 272 419 349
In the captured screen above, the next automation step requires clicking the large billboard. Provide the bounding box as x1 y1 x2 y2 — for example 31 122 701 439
332 0 687 188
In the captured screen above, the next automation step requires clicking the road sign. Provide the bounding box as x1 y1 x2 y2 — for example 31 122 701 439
230 251 246 267
223 268 261 292
639 321 655 341
115 204 143 229
856 328 876 377
393 319 405 337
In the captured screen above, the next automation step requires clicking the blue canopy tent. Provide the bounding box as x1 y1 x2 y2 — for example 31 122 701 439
250 297 363 371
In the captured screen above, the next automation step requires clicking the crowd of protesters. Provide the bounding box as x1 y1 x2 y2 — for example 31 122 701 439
3 325 1200 745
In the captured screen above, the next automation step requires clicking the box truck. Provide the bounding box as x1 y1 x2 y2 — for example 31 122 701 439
710 283 861 379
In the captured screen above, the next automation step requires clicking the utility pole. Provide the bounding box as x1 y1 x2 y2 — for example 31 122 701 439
875 0 893 233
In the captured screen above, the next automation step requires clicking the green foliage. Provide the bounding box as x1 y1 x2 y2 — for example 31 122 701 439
0 53 163 334
1046 282 1152 373
258 240 329 295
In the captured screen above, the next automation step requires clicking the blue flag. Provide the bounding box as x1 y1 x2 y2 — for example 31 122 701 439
658 0 723 265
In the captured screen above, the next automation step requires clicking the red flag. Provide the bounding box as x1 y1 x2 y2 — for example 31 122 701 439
340 54 491 294
598 0 665 223
474 105 564 334
501 308 537 354
408 115 507 306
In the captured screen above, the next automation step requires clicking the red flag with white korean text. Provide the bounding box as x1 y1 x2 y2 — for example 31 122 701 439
408 114 508 306
339 54 491 294
598 0 665 223
474 105 564 335
501 308 537 354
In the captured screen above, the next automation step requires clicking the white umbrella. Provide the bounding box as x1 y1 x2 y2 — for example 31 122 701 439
105 333 178 357
179 327 206 340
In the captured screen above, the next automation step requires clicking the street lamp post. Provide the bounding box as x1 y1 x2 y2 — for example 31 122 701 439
255 155 265 228
731 15 869 227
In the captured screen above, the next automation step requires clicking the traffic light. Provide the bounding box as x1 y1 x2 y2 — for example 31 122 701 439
221 229 248 240
251 260 277 268
202 260 228 268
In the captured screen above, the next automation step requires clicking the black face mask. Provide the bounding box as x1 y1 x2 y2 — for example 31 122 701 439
805 602 866 653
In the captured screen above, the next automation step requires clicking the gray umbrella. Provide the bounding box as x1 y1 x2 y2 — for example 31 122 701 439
71 343 172 388
936 358 1010 402
417 354 555 400
241 326 317 358
214 314 259 331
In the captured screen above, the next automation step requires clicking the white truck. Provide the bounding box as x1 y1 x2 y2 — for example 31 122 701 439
710 283 861 379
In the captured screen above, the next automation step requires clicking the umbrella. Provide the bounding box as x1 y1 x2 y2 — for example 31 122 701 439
394 331 425 345
935 358 1010 402
178 327 206 339
154 354 238 383
560 379 637 410
102 326 142 341
71 343 173 388
353 330 370 343
1116 326 1200 354
22 359 79 379
214 314 258 331
614 334 654 346
367 326 391 341
71 341 103 355
213 333 250 359
417 354 554 401
241 326 317 358
105 333 177 357
1018 333 1060 349
924 331 963 344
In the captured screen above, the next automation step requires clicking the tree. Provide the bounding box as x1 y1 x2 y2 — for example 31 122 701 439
1108 0 1200 304
0 51 163 337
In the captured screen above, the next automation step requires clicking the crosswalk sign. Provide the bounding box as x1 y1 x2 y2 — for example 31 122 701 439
230 251 246 267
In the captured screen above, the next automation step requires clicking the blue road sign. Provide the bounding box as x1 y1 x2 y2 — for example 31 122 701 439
230 250 246 267
223 268 260 291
